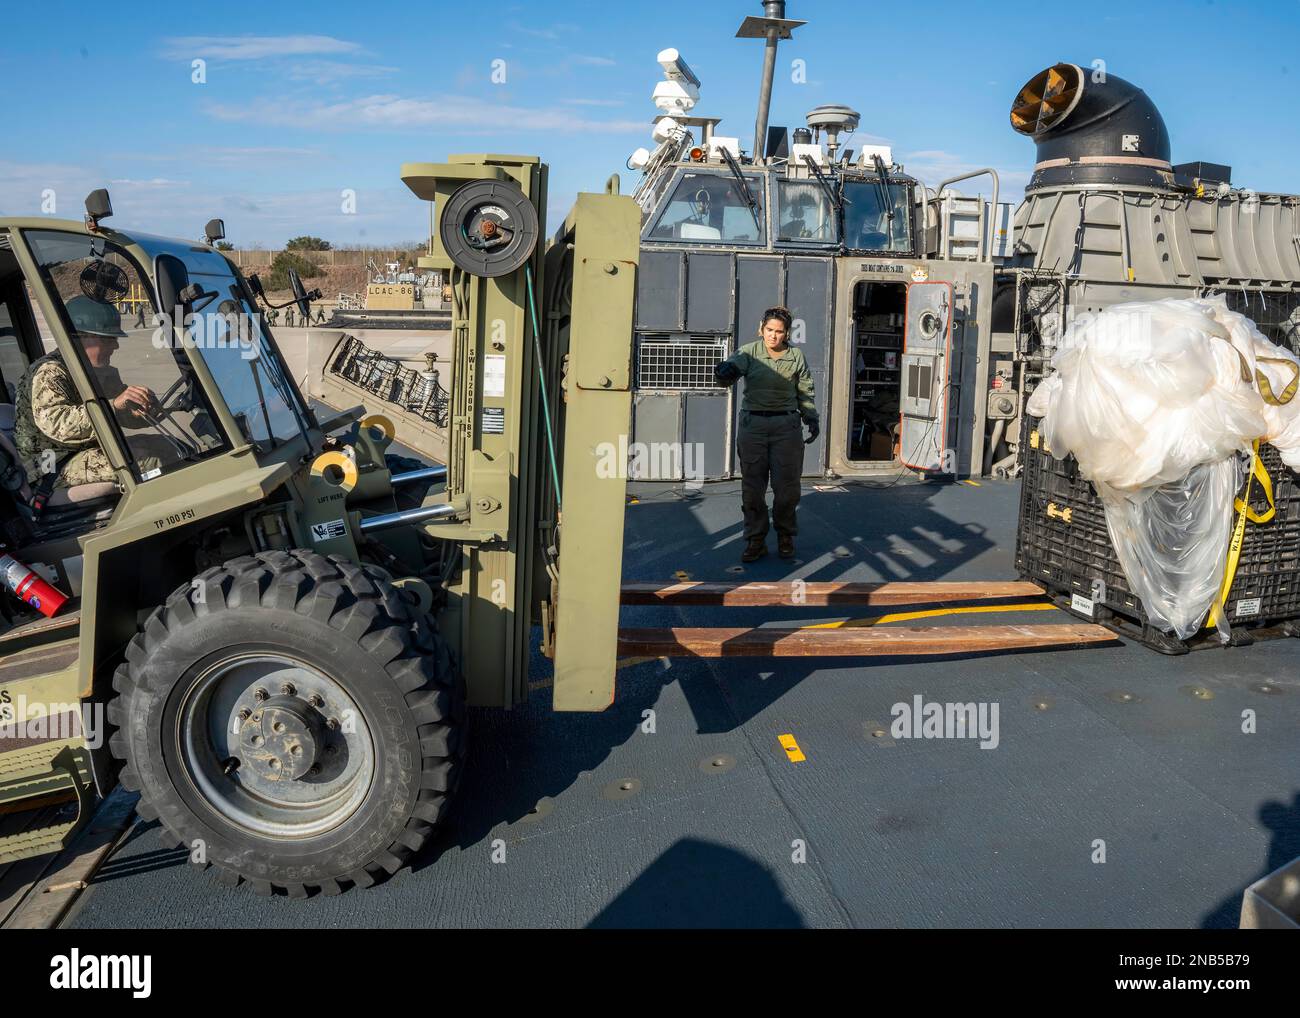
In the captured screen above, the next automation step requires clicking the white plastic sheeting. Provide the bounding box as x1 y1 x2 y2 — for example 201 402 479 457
1026 296 1300 639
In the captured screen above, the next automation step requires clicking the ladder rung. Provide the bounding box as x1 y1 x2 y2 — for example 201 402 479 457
616 623 1116 658
619 580 1047 607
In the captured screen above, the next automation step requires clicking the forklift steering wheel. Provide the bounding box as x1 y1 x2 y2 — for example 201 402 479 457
154 374 194 421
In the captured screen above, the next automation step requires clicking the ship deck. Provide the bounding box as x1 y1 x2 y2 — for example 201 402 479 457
63 472 1300 928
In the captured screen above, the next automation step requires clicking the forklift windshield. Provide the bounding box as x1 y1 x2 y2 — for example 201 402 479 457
136 236 311 454
22 229 229 481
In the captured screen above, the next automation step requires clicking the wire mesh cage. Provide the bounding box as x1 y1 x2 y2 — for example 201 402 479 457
329 335 450 427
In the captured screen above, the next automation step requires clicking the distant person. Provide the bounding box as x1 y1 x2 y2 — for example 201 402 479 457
714 306 818 561
133 303 148 329
284 306 296 328
315 306 327 326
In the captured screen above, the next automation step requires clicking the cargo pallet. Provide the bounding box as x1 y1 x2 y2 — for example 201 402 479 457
1015 425 1300 654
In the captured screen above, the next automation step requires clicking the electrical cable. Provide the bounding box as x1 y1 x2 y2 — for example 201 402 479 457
524 262 563 510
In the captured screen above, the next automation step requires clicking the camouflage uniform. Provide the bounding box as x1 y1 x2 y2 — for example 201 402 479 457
13 353 161 489
14 353 112 487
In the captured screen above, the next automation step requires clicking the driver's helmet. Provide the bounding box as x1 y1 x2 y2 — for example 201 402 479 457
66 295 127 338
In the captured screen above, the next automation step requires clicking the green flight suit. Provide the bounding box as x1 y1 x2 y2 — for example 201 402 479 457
719 340 817 541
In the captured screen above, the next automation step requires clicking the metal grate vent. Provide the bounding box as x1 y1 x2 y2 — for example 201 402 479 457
636 335 728 390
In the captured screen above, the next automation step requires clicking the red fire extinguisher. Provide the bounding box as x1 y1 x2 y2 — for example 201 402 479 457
0 549 68 619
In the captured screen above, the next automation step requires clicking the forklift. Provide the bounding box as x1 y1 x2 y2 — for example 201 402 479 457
0 156 1109 896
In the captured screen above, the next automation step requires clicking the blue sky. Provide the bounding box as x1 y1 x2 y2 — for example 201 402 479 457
1 0 1295 247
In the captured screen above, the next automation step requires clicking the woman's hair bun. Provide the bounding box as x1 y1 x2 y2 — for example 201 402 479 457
761 305 793 328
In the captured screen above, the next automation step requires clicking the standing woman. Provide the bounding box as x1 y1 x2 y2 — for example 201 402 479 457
714 306 819 561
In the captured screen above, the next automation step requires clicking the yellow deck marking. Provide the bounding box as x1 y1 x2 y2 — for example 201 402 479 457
961 479 981 486
614 655 672 671
802 601 1058 629
777 733 806 763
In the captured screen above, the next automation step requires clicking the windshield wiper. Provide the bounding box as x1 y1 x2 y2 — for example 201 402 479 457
872 154 896 225
802 154 843 214
137 408 203 461
245 354 278 452
230 284 313 448
719 148 762 231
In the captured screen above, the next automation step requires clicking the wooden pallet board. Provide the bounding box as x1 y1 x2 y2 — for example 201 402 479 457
0 788 137 929
616 623 1117 658
619 580 1048 607
0 806 65 926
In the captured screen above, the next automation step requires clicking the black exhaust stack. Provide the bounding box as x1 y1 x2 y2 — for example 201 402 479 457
1011 63 1172 190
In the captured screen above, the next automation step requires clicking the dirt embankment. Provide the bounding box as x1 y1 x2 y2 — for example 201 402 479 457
260 264 372 306
46 257 380 315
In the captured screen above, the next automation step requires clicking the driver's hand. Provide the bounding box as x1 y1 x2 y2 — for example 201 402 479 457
112 385 159 418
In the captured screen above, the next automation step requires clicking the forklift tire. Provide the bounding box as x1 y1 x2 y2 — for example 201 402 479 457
107 549 466 896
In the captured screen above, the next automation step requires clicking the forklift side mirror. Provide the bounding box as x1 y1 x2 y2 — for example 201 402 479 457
85 189 113 229
204 218 225 244
287 267 312 321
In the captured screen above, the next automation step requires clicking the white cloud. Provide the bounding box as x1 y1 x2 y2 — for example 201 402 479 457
285 60 398 84
571 55 616 67
899 149 1029 201
562 98 625 107
108 178 186 187
0 159 203 226
0 159 430 247
160 34 362 61
204 93 646 134
507 21 580 41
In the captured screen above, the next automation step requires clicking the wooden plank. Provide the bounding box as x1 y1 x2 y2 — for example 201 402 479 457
616 623 1117 658
0 807 64 926
2 787 137 930
619 580 1048 607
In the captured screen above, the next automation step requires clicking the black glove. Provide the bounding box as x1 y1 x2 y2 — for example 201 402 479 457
714 360 740 385
803 417 820 445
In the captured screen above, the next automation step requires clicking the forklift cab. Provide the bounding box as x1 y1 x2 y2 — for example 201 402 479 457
0 196 316 613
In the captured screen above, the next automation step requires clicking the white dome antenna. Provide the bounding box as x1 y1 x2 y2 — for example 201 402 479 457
806 104 860 161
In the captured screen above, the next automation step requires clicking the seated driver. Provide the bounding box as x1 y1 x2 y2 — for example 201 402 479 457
15 296 162 490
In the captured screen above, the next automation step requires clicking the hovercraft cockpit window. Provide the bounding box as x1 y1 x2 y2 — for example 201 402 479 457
776 180 839 245
843 180 912 253
647 171 765 245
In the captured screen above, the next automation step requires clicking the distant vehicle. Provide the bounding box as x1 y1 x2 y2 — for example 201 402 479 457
329 258 451 330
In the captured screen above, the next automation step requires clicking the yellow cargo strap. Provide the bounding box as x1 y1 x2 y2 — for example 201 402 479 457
1254 357 1300 407
1206 440 1275 630
1216 338 1300 407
